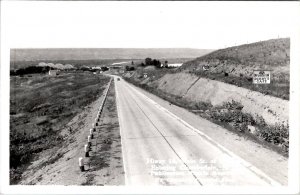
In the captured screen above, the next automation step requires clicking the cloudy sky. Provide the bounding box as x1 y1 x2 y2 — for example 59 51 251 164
1 1 298 49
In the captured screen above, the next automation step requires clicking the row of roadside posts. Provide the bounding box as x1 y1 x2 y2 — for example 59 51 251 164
78 78 112 172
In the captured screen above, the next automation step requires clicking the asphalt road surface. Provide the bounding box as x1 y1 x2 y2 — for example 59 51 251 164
114 76 280 186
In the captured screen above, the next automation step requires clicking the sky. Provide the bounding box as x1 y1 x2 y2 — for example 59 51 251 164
1 1 299 49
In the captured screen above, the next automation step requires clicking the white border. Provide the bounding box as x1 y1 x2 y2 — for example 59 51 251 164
1 1 300 194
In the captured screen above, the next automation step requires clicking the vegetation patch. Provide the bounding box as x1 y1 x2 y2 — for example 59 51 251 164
10 72 110 184
182 70 289 100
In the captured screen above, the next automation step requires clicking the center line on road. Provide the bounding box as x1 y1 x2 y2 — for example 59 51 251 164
126 86 203 186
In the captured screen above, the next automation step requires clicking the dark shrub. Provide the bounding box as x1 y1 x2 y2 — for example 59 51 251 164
195 101 213 110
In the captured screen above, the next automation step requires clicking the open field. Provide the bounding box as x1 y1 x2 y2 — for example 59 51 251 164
10 72 110 184
17 79 124 185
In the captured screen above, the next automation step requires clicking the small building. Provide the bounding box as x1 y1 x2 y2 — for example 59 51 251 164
168 63 183 68
49 70 59 76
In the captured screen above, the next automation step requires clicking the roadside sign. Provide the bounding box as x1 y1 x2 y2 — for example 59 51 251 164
253 70 271 84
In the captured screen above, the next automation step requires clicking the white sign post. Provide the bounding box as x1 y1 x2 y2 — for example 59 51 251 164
90 129 94 139
92 123 96 132
95 118 98 126
88 135 91 147
79 157 84 172
84 144 89 157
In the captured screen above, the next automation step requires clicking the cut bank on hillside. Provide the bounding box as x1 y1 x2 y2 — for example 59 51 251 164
123 38 289 156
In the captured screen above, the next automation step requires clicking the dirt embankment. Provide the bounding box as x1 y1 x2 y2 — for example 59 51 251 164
124 70 289 155
18 79 124 185
152 73 288 126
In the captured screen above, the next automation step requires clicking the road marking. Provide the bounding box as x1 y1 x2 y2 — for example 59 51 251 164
126 86 203 185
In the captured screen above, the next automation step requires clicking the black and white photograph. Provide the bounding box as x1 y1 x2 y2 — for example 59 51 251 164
0 1 300 194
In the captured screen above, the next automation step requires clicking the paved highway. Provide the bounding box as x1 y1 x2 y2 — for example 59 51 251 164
114 76 280 186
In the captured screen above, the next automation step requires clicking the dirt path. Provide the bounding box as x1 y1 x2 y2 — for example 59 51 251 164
19 79 124 185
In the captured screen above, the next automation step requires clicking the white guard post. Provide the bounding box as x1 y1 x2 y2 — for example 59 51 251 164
88 135 91 147
79 157 84 172
84 144 89 157
92 123 96 131
90 129 94 139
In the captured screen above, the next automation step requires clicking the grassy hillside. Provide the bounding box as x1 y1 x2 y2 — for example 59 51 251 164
179 38 290 99
10 72 110 184
181 38 289 74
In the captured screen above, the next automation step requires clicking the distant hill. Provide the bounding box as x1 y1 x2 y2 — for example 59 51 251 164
10 48 213 62
180 38 290 78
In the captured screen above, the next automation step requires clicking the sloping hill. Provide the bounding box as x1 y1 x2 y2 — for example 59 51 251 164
180 38 289 79
178 38 290 100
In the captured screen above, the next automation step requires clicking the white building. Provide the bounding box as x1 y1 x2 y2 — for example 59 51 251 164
49 70 59 76
168 63 183 67
91 66 102 70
